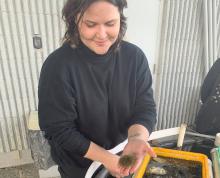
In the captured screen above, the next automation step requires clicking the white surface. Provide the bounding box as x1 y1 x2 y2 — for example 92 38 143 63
148 127 180 141
28 111 40 130
125 0 161 71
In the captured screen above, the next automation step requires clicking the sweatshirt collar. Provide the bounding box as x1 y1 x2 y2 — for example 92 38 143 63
76 40 114 63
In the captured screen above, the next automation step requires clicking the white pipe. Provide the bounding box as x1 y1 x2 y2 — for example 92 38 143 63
177 124 187 148
186 131 215 139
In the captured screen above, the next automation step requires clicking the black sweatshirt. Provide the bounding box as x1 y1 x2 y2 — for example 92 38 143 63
38 41 156 169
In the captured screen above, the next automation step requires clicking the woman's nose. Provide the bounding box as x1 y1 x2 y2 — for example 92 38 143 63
96 25 107 39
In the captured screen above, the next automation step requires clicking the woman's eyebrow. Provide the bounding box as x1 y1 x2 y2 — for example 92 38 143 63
84 19 118 24
84 20 96 23
105 19 118 23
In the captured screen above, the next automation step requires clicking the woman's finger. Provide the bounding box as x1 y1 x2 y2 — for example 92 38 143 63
115 174 122 178
120 166 130 177
146 142 157 157
129 156 143 174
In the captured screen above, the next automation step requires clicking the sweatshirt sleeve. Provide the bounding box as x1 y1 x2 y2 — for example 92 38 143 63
38 55 90 157
129 50 157 134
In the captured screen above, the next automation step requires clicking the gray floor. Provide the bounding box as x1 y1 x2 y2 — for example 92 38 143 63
0 164 39 178
0 164 61 178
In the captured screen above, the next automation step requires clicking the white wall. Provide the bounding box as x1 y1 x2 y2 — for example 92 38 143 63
125 0 161 71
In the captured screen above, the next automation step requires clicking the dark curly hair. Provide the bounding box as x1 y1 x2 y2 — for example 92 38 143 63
62 0 127 50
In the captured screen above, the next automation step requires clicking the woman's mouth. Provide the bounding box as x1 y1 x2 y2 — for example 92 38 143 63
95 40 108 46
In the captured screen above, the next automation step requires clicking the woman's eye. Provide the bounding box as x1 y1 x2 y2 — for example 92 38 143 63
86 23 96 28
106 23 115 27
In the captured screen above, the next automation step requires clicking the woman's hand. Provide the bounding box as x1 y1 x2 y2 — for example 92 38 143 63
102 154 123 178
119 138 156 176
84 142 124 177
117 124 157 177
84 124 156 177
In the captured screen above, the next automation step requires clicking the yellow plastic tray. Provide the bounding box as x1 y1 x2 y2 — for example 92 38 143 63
135 147 210 178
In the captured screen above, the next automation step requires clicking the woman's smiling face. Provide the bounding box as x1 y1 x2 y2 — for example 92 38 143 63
77 1 120 55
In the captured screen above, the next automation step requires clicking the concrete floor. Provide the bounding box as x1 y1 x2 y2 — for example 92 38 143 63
0 164 39 178
0 164 61 178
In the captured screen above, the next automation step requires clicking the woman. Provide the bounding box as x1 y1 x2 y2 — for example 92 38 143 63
38 0 157 177
195 58 220 135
